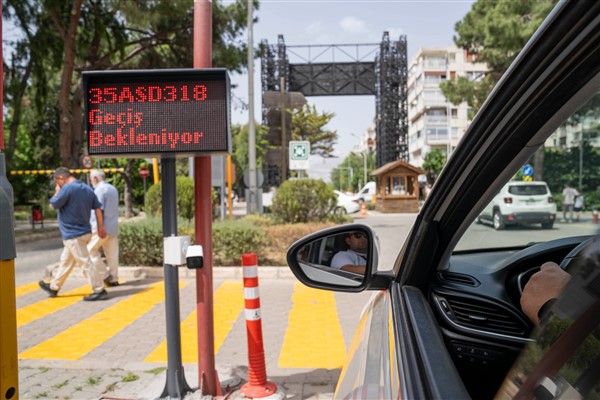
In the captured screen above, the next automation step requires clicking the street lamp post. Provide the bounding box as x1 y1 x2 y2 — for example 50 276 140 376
350 133 368 190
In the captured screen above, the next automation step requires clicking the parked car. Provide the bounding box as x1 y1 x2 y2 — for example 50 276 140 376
286 2 600 399
334 190 360 214
478 181 557 230
353 181 376 204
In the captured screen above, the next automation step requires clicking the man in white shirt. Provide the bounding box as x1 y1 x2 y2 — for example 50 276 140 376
88 169 120 286
330 231 368 274
562 183 579 222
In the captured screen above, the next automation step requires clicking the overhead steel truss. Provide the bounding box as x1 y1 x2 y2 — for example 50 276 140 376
260 33 408 186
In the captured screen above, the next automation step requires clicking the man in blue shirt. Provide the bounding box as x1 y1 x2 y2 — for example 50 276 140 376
39 167 108 301
88 169 120 286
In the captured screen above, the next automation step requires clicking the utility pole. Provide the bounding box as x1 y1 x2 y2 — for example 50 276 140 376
280 77 287 183
247 0 258 213
193 1 220 396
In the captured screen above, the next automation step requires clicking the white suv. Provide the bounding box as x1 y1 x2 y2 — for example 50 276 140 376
478 181 557 230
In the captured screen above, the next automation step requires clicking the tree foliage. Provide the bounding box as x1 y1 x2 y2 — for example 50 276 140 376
3 0 257 207
440 0 556 112
290 104 337 158
231 122 270 193
422 148 447 184
331 151 376 193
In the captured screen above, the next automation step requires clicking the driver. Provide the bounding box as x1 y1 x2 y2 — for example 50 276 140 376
520 261 571 325
330 231 368 275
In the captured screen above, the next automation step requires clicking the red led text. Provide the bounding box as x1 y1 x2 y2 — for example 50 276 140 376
88 84 208 104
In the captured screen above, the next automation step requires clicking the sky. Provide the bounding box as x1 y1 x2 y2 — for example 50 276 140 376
230 0 475 183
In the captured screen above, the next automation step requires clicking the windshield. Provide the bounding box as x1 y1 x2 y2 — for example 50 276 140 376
456 93 600 252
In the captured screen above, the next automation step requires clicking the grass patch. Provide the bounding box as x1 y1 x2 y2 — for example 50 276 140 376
37 366 50 373
144 367 167 375
74 386 82 392
52 379 69 389
86 376 102 386
105 382 118 392
122 372 139 382
33 392 48 399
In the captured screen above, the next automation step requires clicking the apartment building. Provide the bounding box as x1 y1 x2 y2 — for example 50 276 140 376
407 45 487 167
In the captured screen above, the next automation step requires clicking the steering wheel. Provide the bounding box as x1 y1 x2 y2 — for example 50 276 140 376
559 236 600 273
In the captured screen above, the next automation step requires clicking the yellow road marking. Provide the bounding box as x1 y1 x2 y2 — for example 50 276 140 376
20 281 184 360
15 282 42 297
145 281 244 363
278 283 346 368
17 285 90 327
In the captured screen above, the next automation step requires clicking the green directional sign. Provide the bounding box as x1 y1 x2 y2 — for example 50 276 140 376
289 140 310 170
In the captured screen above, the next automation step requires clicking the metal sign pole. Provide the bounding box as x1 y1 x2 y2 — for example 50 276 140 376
160 158 192 398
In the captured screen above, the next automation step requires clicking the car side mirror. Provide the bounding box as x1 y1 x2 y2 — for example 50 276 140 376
286 223 380 292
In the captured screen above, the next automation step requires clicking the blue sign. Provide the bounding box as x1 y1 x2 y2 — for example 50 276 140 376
522 164 533 177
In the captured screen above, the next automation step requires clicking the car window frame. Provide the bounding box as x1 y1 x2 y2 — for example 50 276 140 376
394 1 600 289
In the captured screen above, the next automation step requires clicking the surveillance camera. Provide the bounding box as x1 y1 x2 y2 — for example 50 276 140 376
186 245 204 269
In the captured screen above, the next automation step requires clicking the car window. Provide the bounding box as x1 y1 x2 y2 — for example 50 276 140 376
456 93 600 252
495 239 600 399
508 185 548 196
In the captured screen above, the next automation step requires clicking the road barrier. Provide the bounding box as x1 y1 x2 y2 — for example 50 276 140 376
240 253 278 398
9 168 124 176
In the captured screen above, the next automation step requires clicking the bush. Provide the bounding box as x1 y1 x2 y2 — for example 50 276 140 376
145 177 217 221
271 179 337 223
212 219 267 266
119 217 164 266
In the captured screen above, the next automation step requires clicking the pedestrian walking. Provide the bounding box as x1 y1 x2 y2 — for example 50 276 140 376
562 183 578 222
39 167 108 301
88 169 120 287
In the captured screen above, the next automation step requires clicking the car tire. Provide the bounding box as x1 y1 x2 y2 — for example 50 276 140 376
493 211 505 230
541 221 554 229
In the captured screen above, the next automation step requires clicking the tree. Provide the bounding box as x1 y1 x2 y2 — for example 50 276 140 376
3 0 259 211
290 104 337 158
440 0 556 180
231 123 270 194
422 148 446 184
331 151 376 192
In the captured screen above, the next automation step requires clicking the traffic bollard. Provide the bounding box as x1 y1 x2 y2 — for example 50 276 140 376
240 253 278 398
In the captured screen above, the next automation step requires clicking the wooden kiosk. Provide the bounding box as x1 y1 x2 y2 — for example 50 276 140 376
371 160 424 213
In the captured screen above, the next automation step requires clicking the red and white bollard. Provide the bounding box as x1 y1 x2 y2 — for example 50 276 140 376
240 253 277 398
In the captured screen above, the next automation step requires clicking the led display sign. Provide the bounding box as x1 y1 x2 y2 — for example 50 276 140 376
83 69 230 157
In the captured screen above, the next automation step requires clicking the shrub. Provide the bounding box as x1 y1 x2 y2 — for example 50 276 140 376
271 179 337 223
212 219 267 265
119 217 164 266
145 177 217 221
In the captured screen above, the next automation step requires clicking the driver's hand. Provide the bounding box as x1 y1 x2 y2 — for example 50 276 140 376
520 262 571 325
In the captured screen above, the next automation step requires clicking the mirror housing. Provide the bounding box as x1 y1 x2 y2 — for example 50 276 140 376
286 223 389 292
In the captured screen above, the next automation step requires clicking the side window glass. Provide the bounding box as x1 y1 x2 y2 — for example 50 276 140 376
497 239 600 399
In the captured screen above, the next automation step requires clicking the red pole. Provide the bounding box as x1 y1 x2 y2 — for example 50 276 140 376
193 0 220 396
241 253 277 398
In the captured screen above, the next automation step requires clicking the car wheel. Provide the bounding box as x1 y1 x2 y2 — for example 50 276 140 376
541 221 554 229
493 211 505 230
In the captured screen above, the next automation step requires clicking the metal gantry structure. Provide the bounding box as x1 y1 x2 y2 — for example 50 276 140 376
260 32 409 187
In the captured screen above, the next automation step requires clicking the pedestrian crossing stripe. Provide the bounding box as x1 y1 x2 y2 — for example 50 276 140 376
144 281 244 363
19 281 185 360
15 282 44 297
15 280 354 369
17 285 91 327
278 283 347 369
